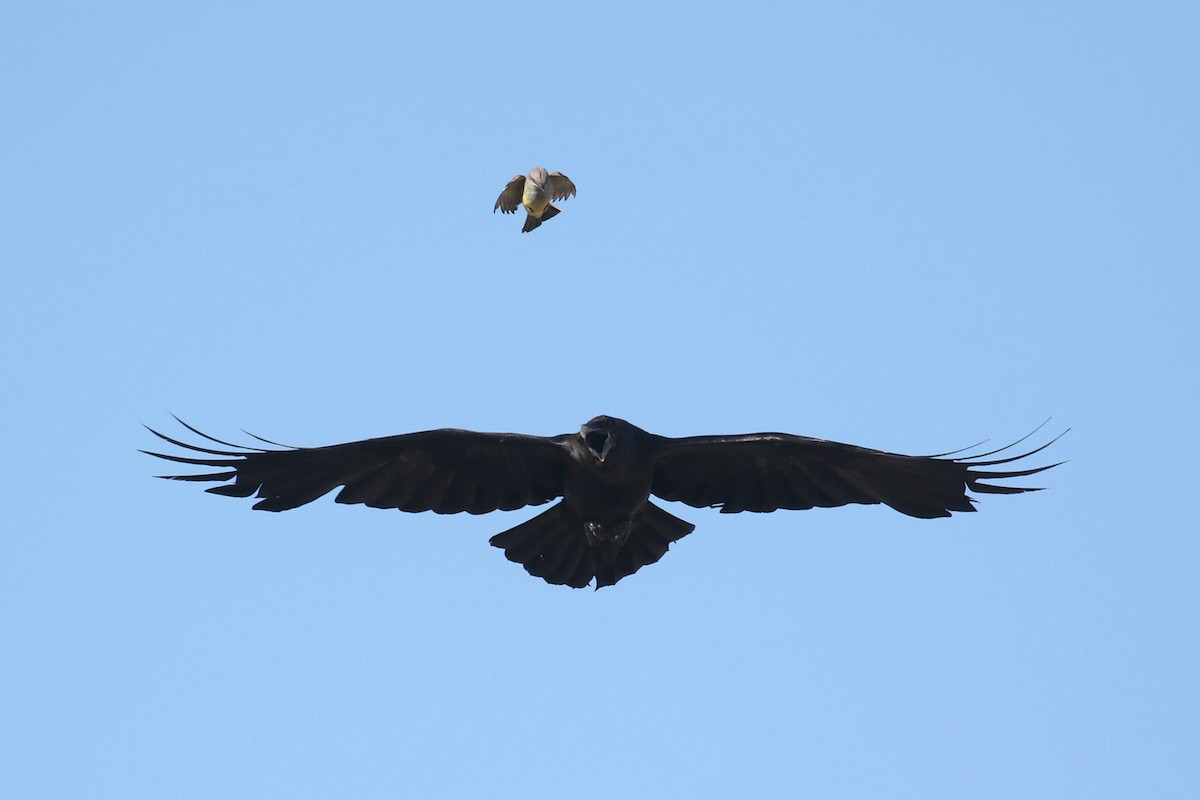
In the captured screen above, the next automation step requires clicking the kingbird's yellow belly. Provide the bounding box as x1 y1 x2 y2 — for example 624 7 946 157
523 189 549 216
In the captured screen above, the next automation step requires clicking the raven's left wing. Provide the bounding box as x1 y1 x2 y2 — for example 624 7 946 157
650 429 1063 519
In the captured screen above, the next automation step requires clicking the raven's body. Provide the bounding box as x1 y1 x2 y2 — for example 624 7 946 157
146 415 1062 588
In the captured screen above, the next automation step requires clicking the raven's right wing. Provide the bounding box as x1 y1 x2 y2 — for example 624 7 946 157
144 419 571 515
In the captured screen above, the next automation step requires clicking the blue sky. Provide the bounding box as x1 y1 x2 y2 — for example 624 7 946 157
3 2 1197 797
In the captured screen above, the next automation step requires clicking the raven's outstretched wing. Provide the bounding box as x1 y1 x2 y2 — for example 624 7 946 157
144 419 571 515
651 429 1065 519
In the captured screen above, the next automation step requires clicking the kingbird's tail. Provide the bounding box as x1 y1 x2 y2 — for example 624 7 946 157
521 204 560 233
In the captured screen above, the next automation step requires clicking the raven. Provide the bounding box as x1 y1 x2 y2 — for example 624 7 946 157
494 167 576 232
144 416 1063 589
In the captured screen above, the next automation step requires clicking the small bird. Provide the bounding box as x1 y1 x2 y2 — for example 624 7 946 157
494 167 576 232
145 416 1064 589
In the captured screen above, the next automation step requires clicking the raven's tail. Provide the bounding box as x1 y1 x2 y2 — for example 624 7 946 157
594 503 696 589
489 503 593 588
489 501 695 589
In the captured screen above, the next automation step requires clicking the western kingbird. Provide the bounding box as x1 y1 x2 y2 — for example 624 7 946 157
494 167 576 233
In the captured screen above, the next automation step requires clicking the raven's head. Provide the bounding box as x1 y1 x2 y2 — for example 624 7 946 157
580 418 616 462
579 416 654 465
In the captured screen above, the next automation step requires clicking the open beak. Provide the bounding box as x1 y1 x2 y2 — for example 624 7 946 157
581 426 614 462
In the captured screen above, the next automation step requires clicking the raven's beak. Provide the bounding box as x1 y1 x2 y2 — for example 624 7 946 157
581 426 613 462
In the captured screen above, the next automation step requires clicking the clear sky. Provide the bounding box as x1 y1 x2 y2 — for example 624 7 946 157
3 2 1197 797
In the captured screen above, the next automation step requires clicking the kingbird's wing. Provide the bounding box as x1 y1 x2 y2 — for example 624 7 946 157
547 172 576 202
494 175 527 213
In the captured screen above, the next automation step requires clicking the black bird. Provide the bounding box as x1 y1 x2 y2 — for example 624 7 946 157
144 416 1063 589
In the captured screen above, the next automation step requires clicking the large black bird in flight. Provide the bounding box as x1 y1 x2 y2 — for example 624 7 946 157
145 416 1063 589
